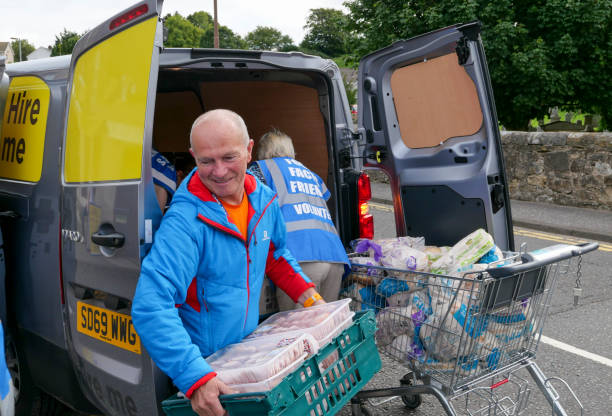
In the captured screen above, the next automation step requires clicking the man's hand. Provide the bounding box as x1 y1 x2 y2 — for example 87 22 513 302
190 377 236 416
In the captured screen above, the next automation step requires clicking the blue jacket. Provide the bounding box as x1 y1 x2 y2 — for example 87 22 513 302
254 158 349 266
132 169 314 396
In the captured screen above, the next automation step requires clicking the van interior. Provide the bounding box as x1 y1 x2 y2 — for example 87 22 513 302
151 66 335 206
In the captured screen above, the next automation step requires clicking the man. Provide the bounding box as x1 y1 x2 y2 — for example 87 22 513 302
132 109 324 416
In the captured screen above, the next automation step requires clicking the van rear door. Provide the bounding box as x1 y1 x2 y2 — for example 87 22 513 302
357 22 514 250
60 1 167 414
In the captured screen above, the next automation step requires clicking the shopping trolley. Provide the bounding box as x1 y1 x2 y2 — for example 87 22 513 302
344 242 599 416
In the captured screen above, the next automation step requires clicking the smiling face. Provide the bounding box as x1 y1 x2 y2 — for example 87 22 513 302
189 113 253 205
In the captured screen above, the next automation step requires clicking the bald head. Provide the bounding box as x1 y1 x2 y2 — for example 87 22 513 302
189 109 250 148
188 109 254 205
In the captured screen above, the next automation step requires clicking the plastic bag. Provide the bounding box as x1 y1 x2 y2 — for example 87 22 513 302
430 229 494 275
380 245 428 272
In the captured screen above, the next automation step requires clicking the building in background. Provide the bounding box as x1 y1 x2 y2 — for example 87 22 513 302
0 43 14 64
27 47 52 61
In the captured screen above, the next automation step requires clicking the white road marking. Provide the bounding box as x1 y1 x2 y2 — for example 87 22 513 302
540 335 612 368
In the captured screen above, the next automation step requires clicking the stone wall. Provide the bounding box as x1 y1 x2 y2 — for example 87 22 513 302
367 132 612 211
501 131 611 210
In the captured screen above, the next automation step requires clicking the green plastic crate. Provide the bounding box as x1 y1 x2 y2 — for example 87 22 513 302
162 310 381 416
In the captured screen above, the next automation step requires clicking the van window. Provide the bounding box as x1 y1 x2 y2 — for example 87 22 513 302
390 53 483 149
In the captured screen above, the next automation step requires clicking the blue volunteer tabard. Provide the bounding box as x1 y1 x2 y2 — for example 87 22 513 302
255 157 349 265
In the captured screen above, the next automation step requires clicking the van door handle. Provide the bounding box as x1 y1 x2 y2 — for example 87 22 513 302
92 224 125 248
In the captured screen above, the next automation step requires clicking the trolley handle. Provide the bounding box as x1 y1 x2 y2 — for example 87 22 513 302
486 242 599 278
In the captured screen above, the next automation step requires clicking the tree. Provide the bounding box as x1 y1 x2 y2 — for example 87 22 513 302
50 29 81 56
301 8 349 57
245 26 296 51
164 13 204 47
344 0 612 130
187 11 213 31
10 39 35 62
164 12 246 49
200 25 247 49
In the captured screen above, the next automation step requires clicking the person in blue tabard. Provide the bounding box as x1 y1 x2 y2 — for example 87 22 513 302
152 149 177 213
251 129 349 311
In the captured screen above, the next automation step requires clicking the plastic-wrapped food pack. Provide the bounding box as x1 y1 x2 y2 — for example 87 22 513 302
350 256 384 284
375 305 417 347
375 236 426 252
246 299 355 348
430 229 494 275
380 245 429 273
208 333 318 387
226 354 308 393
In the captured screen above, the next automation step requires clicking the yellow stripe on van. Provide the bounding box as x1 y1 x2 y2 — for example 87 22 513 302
64 17 158 183
0 76 49 182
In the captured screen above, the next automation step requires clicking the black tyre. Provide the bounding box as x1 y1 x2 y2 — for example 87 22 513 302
401 393 422 409
359 405 372 416
400 372 422 410
350 403 372 416
4 330 69 416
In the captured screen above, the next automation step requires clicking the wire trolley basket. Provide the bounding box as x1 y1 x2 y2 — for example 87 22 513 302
344 242 599 416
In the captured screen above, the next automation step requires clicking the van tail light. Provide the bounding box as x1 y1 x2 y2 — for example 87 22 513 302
358 172 372 201
109 4 149 30
358 172 374 239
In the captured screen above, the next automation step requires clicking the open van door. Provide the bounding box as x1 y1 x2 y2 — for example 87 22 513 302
357 22 514 250
60 1 167 414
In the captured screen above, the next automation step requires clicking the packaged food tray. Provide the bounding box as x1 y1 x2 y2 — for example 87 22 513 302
245 298 354 347
207 333 317 388
161 310 381 416
226 352 307 393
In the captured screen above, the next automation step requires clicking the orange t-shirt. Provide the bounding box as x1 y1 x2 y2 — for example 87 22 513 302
220 192 249 239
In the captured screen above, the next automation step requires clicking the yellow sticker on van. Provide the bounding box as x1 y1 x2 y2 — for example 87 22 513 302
77 301 141 354
0 76 49 182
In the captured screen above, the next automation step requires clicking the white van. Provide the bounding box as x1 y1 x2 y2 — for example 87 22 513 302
0 1 513 414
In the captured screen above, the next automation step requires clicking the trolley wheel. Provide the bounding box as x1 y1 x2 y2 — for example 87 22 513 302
350 399 372 416
359 405 372 416
400 372 423 410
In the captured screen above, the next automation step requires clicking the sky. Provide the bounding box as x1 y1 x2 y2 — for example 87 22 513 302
1 0 348 50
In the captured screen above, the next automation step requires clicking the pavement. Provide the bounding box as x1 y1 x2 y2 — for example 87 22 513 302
369 182 612 243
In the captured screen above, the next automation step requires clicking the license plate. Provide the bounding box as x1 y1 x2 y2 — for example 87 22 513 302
77 301 141 354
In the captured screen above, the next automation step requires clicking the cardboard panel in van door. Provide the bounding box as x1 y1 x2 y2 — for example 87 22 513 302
61 2 168 415
358 23 513 250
